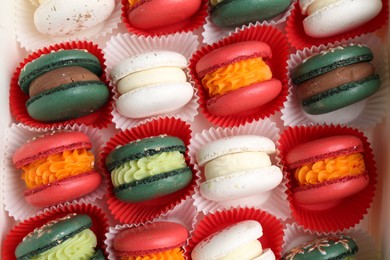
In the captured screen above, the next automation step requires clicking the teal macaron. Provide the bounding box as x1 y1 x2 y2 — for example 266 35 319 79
105 135 193 203
282 235 358 260
291 44 380 115
18 49 110 122
210 0 291 27
15 214 102 260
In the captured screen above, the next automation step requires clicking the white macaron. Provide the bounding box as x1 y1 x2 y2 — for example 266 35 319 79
196 135 282 201
300 0 382 38
110 51 194 119
34 0 115 36
191 220 275 260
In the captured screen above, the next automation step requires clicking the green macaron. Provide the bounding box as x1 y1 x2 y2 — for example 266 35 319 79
15 214 101 260
282 235 358 260
210 0 291 27
106 135 193 202
291 44 380 115
18 49 109 122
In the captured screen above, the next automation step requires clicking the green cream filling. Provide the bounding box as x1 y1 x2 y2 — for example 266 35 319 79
32 229 97 260
111 151 187 187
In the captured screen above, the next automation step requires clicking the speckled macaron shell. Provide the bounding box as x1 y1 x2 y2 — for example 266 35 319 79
191 220 263 259
13 131 92 169
110 51 188 84
114 222 189 256
195 41 272 78
196 135 276 167
34 0 116 37
210 0 291 27
128 0 202 31
15 214 92 259
282 235 358 260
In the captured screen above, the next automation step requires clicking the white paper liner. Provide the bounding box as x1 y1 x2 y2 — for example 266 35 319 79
104 198 198 259
2 123 108 221
201 0 296 44
14 0 121 52
282 223 380 259
102 32 201 130
188 118 291 220
281 33 389 129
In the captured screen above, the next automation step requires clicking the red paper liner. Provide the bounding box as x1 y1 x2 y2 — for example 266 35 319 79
185 207 284 259
278 125 377 232
121 0 208 37
100 117 197 224
188 25 289 127
2 203 109 260
286 1 389 50
9 41 114 130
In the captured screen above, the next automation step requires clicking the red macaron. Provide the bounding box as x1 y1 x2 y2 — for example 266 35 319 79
114 222 189 258
285 135 369 211
195 41 282 117
13 131 101 207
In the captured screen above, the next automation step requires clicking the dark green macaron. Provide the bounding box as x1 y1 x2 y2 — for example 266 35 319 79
210 0 291 27
15 214 96 260
106 135 192 202
291 44 380 115
18 49 109 123
282 235 358 260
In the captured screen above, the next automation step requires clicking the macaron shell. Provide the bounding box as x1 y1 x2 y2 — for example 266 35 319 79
15 214 92 259
26 81 110 122
302 75 381 115
114 222 189 255
196 41 272 77
254 248 275 260
13 131 92 168
128 0 201 30
293 174 369 211
115 82 194 119
303 0 383 38
206 78 282 116
191 220 263 260
34 0 115 36
114 167 192 202
18 50 103 94
210 0 291 27
197 135 275 166
110 51 188 83
285 135 363 169
25 171 102 208
200 165 283 201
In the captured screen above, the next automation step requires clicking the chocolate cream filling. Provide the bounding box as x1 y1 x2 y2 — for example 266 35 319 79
29 66 101 97
296 62 375 100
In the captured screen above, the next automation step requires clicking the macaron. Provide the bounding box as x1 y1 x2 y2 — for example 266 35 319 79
126 0 202 33
191 220 275 260
114 221 189 258
18 49 110 122
299 0 383 38
12 131 101 207
105 135 193 202
282 235 358 259
291 44 380 115
210 0 291 27
195 41 282 116
110 51 194 119
285 135 369 211
33 0 116 36
196 135 283 201
15 214 103 259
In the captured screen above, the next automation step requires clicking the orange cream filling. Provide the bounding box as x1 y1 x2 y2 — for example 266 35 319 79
121 248 184 260
128 0 141 7
294 153 365 186
21 149 94 189
201 57 272 97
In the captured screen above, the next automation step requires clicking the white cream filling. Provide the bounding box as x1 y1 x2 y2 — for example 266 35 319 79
217 239 263 260
204 152 271 180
